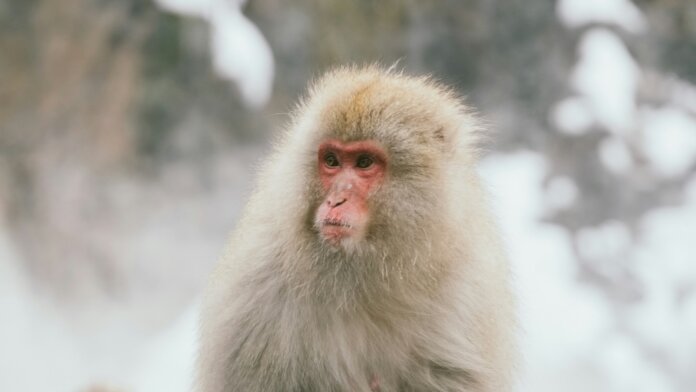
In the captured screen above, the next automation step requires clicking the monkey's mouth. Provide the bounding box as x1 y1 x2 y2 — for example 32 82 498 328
322 219 352 228
318 219 357 244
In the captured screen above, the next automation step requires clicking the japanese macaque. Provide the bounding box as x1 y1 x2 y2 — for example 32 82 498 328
196 66 517 392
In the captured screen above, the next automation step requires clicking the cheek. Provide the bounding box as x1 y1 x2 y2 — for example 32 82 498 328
319 174 333 192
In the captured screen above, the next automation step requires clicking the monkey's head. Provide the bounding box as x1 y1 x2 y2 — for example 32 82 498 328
283 66 481 254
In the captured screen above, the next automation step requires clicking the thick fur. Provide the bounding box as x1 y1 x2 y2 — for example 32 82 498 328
196 66 516 392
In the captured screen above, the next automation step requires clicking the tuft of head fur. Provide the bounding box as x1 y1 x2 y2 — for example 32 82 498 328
294 65 483 166
197 65 516 392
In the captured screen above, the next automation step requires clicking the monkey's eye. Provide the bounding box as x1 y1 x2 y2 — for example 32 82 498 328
356 154 374 169
324 153 340 167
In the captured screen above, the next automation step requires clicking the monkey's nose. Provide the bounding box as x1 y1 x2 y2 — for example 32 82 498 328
327 197 347 208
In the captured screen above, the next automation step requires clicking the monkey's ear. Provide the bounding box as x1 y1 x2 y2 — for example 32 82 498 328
432 125 460 156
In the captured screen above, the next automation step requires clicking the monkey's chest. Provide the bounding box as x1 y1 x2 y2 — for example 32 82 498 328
283 309 415 390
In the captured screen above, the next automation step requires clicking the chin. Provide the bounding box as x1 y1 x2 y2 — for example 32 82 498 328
319 224 366 252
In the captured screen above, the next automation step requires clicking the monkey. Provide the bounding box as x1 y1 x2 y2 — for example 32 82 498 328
196 65 517 392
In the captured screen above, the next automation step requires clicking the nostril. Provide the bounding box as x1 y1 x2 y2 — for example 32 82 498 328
329 198 347 208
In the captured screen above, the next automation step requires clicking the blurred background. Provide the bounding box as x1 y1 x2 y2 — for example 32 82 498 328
1 0 695 391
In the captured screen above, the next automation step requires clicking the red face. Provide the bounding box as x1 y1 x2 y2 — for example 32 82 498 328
315 139 387 246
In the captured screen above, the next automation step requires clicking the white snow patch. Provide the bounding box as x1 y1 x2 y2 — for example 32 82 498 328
545 176 579 211
595 335 674 392
133 303 199 392
153 0 215 18
598 136 634 174
556 0 647 33
628 174 696 375
639 106 696 178
551 97 595 135
0 228 85 392
156 0 275 108
636 198 696 289
575 220 632 262
572 29 640 135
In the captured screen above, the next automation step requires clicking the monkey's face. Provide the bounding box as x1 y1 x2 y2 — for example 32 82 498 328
314 138 387 247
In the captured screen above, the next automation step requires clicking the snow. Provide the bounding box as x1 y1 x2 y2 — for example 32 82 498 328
133 304 198 392
527 1 696 389
596 335 675 392
639 106 696 178
479 147 696 391
545 176 580 211
598 136 634 174
572 29 640 135
153 0 215 18
155 0 274 108
479 152 613 392
0 228 84 392
636 178 696 291
0 227 199 392
557 0 647 33
575 220 632 262
551 96 595 135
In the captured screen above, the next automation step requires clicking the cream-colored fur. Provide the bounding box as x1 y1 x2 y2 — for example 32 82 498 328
196 65 517 392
